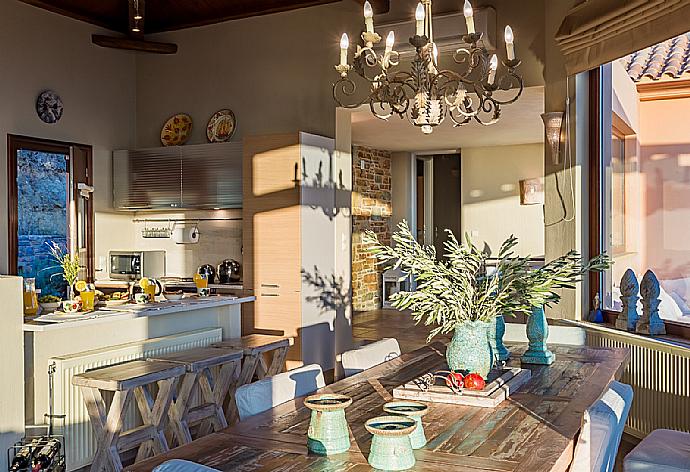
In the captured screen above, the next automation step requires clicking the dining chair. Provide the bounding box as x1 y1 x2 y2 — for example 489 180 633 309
341 338 402 377
623 428 690 471
234 363 325 421
570 380 633 472
503 322 586 345
153 459 219 471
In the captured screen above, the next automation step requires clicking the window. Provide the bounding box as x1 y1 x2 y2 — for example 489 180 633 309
7 135 94 298
591 33 690 328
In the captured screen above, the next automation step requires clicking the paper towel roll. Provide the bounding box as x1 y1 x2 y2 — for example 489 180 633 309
172 226 199 244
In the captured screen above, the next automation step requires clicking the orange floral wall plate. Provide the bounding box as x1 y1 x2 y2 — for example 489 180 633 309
161 113 193 146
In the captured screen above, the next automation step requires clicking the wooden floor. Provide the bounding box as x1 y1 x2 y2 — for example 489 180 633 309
351 308 640 472
352 308 452 353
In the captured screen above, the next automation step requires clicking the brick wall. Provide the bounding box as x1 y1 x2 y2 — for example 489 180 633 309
352 146 392 311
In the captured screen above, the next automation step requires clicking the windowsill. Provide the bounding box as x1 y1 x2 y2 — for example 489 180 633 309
563 319 690 354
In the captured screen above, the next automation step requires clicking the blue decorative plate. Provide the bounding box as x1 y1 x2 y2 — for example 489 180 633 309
36 90 63 124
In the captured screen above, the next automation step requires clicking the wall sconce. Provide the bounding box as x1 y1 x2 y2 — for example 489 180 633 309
541 112 564 165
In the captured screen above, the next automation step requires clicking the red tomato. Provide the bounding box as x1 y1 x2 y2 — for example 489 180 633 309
445 371 464 389
464 373 486 390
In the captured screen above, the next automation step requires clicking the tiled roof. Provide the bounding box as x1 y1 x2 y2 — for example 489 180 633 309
624 32 690 83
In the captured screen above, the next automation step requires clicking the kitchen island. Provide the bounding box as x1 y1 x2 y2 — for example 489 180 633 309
23 295 254 471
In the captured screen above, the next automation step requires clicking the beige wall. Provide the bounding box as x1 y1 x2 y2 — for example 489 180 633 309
639 96 690 283
134 0 547 147
0 1 137 273
461 143 545 257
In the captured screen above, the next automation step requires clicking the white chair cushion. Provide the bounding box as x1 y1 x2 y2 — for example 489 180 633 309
341 338 401 377
153 460 219 472
571 381 633 472
235 363 325 421
624 429 690 472
503 323 586 346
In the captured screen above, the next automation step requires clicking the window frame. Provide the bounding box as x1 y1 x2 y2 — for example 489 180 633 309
6 134 95 281
588 68 690 339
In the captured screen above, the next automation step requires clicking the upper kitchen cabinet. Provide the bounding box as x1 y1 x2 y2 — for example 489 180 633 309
113 142 242 210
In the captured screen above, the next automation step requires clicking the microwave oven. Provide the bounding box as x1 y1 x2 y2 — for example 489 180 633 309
109 250 166 281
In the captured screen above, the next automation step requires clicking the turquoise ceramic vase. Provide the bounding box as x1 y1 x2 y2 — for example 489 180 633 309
304 394 352 455
495 315 511 361
446 320 492 378
365 416 417 471
521 305 555 365
383 401 428 449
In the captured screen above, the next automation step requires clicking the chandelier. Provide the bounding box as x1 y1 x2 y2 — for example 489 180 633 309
333 0 523 134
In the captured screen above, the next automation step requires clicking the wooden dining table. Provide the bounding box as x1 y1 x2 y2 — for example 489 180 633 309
127 342 629 472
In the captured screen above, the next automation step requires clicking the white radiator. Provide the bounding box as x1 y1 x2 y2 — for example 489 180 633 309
586 329 690 438
50 328 222 471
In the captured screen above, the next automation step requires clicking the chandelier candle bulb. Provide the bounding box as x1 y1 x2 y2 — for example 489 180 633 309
385 31 395 54
364 1 374 34
340 33 349 66
505 25 515 60
488 54 498 84
415 3 425 36
464 0 475 34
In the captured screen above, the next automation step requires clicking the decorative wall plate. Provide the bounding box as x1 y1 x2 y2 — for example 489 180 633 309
206 109 236 142
36 90 63 124
161 113 193 146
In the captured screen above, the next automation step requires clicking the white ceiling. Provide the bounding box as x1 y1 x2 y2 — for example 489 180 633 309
351 86 545 152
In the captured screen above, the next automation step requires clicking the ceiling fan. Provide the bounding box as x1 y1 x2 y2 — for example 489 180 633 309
92 0 177 54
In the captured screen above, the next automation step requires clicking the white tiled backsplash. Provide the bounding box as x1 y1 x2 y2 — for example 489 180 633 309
95 209 243 280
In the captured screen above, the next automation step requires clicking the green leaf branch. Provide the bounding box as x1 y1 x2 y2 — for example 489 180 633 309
363 220 609 341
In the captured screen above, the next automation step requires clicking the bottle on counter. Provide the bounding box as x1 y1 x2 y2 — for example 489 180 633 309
23 278 39 317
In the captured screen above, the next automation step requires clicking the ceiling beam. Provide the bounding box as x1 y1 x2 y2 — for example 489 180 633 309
353 0 390 14
18 0 118 30
147 0 341 33
92 34 177 54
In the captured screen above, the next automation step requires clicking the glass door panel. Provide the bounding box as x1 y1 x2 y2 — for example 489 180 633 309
16 149 70 298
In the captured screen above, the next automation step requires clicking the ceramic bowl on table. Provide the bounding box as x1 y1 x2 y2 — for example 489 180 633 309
365 416 417 471
134 293 150 304
39 301 61 314
163 290 184 301
383 400 429 449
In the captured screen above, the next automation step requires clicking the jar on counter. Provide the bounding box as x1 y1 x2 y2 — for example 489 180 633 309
23 278 39 316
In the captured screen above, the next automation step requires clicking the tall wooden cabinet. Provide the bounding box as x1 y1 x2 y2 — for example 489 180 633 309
243 132 346 371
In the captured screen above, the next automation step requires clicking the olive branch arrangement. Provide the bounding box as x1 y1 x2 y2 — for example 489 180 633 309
47 241 80 288
363 221 609 340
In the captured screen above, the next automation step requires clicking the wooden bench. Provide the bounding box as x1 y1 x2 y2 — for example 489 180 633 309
148 347 243 446
212 334 293 423
72 360 187 472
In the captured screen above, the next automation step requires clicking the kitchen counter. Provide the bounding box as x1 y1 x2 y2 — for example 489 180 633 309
23 295 254 332
23 295 255 433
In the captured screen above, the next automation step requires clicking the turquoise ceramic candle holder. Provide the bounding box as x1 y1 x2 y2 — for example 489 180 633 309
382 400 428 449
365 416 417 471
304 393 352 455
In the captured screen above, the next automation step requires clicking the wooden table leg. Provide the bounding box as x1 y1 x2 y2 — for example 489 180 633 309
225 355 258 424
166 373 196 447
132 377 175 460
266 346 289 377
81 386 130 472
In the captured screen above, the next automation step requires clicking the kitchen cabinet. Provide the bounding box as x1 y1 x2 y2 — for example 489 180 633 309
243 132 346 371
113 142 242 210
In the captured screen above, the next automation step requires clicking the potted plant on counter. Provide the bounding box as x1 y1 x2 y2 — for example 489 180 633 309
363 221 608 377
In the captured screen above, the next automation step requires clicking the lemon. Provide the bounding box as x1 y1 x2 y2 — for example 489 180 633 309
138 277 150 289
75 280 88 293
